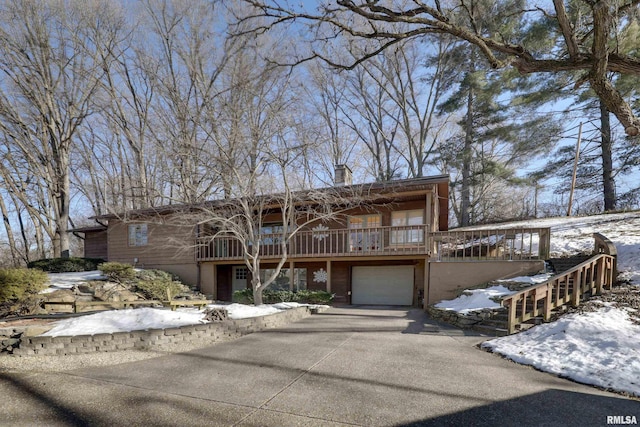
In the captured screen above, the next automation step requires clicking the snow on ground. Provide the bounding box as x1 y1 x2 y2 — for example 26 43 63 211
40 301 327 337
434 286 515 314
40 303 310 336
42 270 106 293
32 211 640 397
481 304 640 397
448 211 640 397
206 302 282 320
461 211 640 283
42 307 207 337
496 273 555 285
39 270 327 337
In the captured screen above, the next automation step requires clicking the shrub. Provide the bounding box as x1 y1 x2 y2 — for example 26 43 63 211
232 288 333 305
98 262 136 282
0 268 48 304
133 269 188 300
233 288 254 304
27 257 105 273
295 290 334 304
135 269 179 282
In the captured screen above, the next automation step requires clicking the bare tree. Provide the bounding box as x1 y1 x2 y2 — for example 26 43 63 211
0 0 122 257
191 161 360 305
301 61 361 186
236 0 640 138
139 0 233 204
343 54 403 181
355 37 456 179
0 190 19 266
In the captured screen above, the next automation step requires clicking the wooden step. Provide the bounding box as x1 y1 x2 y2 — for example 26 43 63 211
547 255 592 274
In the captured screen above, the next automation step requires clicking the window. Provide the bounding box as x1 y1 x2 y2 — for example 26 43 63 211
348 214 381 251
260 223 287 245
260 268 307 291
128 224 148 246
391 210 424 245
235 267 248 280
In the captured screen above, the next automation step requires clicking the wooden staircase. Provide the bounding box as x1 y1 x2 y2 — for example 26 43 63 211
472 234 617 335
546 255 593 274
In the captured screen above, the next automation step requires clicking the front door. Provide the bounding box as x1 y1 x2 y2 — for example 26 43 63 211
232 266 248 293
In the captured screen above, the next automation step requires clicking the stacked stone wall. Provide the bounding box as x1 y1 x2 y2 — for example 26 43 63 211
1 306 312 357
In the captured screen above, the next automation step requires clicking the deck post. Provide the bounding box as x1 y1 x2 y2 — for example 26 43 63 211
543 283 552 321
507 298 517 334
212 264 217 301
538 228 550 259
571 270 581 307
326 260 332 293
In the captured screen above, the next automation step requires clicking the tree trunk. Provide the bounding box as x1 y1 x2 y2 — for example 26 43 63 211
252 277 264 305
0 194 19 266
599 100 616 211
460 80 474 227
53 144 71 258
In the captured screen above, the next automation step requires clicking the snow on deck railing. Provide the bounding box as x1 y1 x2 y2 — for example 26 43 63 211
501 237 616 334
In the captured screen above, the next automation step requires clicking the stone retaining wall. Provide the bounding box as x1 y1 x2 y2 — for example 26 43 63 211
426 306 497 328
1 307 313 357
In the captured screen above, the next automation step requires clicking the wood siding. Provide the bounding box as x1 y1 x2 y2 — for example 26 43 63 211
107 219 198 285
206 259 426 305
84 230 108 260
197 197 438 262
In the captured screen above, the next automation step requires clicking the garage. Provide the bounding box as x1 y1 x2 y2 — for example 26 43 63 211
351 265 414 305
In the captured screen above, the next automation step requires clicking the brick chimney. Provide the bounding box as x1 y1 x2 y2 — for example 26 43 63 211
334 164 352 186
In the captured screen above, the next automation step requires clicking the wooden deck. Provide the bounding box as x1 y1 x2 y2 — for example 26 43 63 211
196 226 551 263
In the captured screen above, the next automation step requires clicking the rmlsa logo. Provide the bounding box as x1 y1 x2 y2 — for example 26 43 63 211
607 415 638 425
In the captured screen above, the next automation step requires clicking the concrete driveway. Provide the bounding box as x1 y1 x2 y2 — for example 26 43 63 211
1 307 638 426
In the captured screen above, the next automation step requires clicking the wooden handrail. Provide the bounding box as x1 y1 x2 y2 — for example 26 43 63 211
196 224 433 261
501 252 616 334
431 227 550 261
196 225 551 262
43 300 162 313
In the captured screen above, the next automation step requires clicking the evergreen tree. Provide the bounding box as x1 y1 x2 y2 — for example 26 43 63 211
436 1 562 226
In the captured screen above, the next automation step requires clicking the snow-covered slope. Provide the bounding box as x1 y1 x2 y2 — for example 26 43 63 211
463 211 640 397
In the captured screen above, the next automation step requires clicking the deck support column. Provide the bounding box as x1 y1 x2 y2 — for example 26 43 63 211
423 258 430 309
289 261 295 291
212 264 217 300
326 260 332 293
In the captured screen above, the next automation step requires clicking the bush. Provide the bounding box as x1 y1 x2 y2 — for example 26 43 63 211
294 290 334 304
98 262 136 282
232 288 333 305
0 268 48 303
27 257 105 273
133 269 188 301
233 288 254 304
264 290 298 304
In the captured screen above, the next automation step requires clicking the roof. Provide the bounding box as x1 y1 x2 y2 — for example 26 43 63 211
68 225 107 233
91 174 450 221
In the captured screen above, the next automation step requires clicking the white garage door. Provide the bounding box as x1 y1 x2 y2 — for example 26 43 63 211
352 266 414 305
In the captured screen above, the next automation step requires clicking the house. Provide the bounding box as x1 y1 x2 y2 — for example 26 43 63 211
85 166 549 307
71 225 108 260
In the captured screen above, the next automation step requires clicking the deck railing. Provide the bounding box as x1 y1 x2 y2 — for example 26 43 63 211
196 225 552 262
196 225 433 261
501 241 616 334
431 227 551 262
